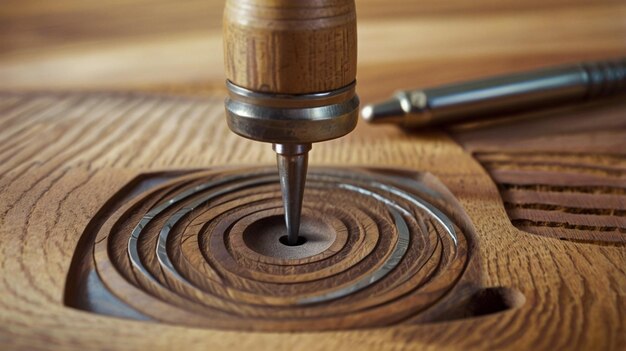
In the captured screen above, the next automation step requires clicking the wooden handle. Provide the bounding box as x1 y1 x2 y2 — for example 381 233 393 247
223 0 357 94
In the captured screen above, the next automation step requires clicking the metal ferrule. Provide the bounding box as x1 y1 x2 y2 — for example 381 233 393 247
225 81 360 144
272 143 312 156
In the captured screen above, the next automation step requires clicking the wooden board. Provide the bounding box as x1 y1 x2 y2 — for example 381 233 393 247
1 0 626 349
0 92 624 350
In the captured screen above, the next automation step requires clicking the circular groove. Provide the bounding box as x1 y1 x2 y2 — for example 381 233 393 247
95 167 470 331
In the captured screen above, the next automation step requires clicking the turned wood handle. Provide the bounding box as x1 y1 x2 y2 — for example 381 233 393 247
223 0 358 95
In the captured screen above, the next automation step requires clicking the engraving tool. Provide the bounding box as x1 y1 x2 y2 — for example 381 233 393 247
223 1 360 245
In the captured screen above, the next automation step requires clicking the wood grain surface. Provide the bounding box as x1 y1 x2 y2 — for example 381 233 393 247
452 100 626 245
1 0 625 350
1 91 624 350
2 0 626 94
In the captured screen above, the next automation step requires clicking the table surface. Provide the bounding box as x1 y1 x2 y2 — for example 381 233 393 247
1 0 626 98
0 1 625 350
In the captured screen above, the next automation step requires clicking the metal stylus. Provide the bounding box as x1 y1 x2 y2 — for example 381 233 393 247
362 57 626 127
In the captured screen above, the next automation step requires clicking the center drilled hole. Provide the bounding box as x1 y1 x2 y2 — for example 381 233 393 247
242 215 334 259
279 235 308 246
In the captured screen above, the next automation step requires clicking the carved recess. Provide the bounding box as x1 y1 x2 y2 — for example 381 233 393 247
65 167 475 331
451 101 626 246
475 152 625 245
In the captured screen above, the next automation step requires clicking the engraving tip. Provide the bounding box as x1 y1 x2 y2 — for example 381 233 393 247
273 143 311 246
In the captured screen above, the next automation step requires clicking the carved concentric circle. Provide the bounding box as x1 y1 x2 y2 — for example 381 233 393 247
92 167 470 331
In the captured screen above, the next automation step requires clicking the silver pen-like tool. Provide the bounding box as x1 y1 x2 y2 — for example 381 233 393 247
362 57 626 127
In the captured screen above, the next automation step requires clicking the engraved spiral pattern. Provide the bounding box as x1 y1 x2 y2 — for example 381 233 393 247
90 167 469 331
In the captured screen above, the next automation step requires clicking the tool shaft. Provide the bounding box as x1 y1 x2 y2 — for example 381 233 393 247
273 144 310 246
362 57 626 127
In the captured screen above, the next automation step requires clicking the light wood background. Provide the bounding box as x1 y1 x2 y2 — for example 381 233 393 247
1 0 625 98
0 0 625 350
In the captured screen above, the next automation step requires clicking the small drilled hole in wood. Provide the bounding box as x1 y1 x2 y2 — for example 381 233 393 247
279 235 307 246
241 214 335 260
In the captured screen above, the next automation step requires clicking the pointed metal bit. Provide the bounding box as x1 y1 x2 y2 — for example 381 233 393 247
272 143 311 246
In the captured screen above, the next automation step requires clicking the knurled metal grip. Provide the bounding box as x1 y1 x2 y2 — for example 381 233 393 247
225 80 360 144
